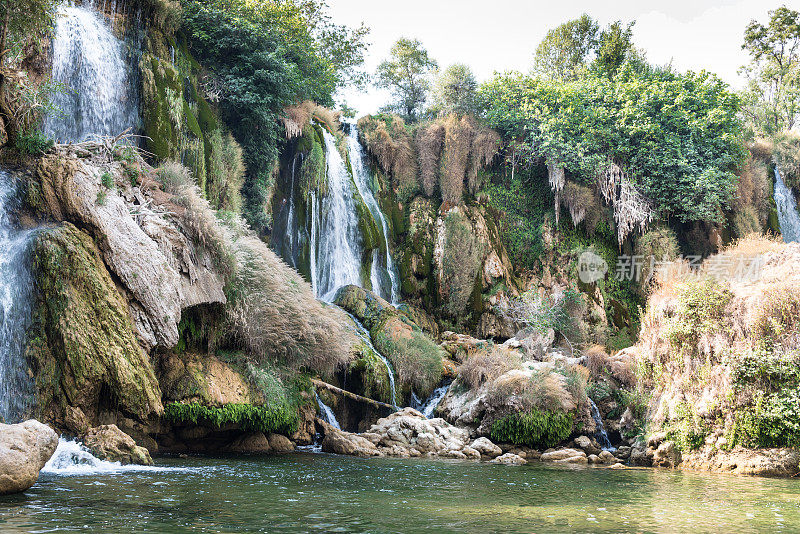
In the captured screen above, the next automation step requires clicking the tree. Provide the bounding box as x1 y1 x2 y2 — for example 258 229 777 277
376 38 437 122
532 14 599 81
430 63 478 117
740 6 800 133
594 21 639 77
0 0 57 70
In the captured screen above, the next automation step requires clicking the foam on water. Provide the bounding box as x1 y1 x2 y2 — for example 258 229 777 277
42 439 191 476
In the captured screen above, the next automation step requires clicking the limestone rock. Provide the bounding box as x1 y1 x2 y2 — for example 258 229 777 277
321 425 381 457
491 453 526 465
540 448 587 462
652 441 681 469
470 437 502 458
225 432 272 453
609 462 627 469
82 424 153 465
267 433 295 453
681 446 800 477
0 420 59 495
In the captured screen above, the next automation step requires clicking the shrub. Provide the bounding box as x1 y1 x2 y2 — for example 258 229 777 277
458 346 521 390
559 180 603 232
440 115 473 206
441 209 485 317
634 226 679 294
207 129 245 214
357 114 418 201
466 125 501 195
503 288 586 354
100 171 114 189
372 317 444 397
15 128 53 155
156 161 195 194
490 409 573 448
731 206 762 239
665 278 732 355
750 284 800 350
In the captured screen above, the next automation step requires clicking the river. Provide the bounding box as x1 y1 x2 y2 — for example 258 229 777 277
2 452 800 532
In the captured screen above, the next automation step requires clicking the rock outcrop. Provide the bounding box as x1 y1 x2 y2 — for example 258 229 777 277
0 420 58 495
82 424 153 465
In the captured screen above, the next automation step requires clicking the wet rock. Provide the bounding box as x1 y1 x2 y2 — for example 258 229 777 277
573 435 600 456
540 448 586 462
615 445 632 460
492 453 526 465
470 437 502 458
267 433 295 453
225 432 272 453
609 462 626 469
320 422 381 457
462 446 481 460
588 454 600 464
598 450 616 464
629 441 654 467
82 424 153 465
0 420 59 495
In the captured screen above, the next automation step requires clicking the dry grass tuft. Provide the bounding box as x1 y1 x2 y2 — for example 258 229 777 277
748 138 774 162
416 122 445 197
458 345 522 390
467 125 501 194
282 101 341 139
560 180 603 232
358 115 418 200
441 115 474 206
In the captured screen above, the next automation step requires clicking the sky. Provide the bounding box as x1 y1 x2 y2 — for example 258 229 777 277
329 0 790 115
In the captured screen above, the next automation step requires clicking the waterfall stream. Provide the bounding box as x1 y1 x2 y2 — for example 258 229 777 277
348 127 400 304
315 394 341 430
589 398 614 451
43 4 139 142
0 174 36 424
775 168 800 243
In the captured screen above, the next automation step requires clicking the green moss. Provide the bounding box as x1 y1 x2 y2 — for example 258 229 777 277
490 409 574 448
347 343 393 405
164 402 298 435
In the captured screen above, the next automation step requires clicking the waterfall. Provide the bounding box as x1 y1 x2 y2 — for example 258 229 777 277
43 4 139 142
273 159 302 269
589 398 614 451
0 173 36 424
315 394 341 430
346 311 397 407
411 381 452 418
313 130 364 302
348 127 400 304
42 439 184 475
774 168 800 243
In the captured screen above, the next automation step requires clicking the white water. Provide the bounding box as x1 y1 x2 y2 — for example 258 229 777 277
348 127 400 304
419 383 452 418
775 168 800 243
315 394 341 430
313 131 364 302
0 174 35 423
589 398 614 451
346 312 397 407
44 4 139 142
42 439 187 475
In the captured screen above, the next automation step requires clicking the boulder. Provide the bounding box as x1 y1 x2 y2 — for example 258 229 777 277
225 432 271 453
470 437 502 458
609 462 627 469
491 453 526 465
82 424 153 465
681 446 800 477
573 435 600 455
652 441 681 469
321 424 381 457
598 450 616 464
267 433 295 453
0 420 59 495
540 448 587 462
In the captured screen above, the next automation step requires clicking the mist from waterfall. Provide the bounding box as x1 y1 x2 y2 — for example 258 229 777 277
0 173 36 423
775 168 800 243
43 4 139 142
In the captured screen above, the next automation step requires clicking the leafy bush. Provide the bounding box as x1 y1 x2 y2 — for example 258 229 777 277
634 226 679 294
665 278 732 354
14 129 53 155
772 131 800 190
490 409 573 448
372 317 444 397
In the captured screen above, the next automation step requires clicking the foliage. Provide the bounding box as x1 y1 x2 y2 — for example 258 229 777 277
504 289 585 354
163 401 298 435
664 402 709 451
430 63 478 117
490 409 573 448
372 317 444 397
0 0 58 69
634 226 679 295
665 278 733 355
772 131 800 189
156 160 194 195
357 114 418 201
480 67 747 224
740 6 800 134
14 128 53 155
376 38 438 122
207 129 245 214
532 14 599 81
458 345 521 390
594 21 640 78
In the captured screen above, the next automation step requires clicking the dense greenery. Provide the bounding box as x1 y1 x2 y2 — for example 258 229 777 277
164 402 299 435
376 38 438 122
481 66 747 223
490 409 574 448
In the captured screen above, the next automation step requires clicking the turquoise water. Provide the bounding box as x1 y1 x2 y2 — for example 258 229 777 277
2 452 800 532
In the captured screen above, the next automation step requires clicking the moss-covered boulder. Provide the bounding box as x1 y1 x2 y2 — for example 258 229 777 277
334 285 445 398
30 223 163 425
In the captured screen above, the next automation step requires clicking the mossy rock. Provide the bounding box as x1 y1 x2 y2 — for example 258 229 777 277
31 223 163 422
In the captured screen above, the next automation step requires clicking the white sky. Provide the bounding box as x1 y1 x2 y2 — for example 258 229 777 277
330 0 794 115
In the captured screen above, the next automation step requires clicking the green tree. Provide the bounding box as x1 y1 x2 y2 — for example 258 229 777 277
740 6 800 133
376 38 438 122
594 21 639 77
532 14 599 81
430 63 478 117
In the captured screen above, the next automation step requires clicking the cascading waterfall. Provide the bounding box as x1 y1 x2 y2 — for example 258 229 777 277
348 126 400 304
346 312 397 407
774 168 800 243
0 173 36 424
312 130 364 302
43 3 139 142
273 159 302 269
418 382 452 418
589 398 614 451
315 393 341 430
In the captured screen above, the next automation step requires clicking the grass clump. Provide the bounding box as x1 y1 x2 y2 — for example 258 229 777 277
163 402 298 435
490 409 573 449
441 209 485 318
458 345 521 390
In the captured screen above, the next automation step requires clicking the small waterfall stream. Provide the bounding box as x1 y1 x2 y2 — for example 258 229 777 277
315 394 341 430
43 3 139 141
0 174 36 423
775 168 800 243
411 381 452 418
589 398 614 451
